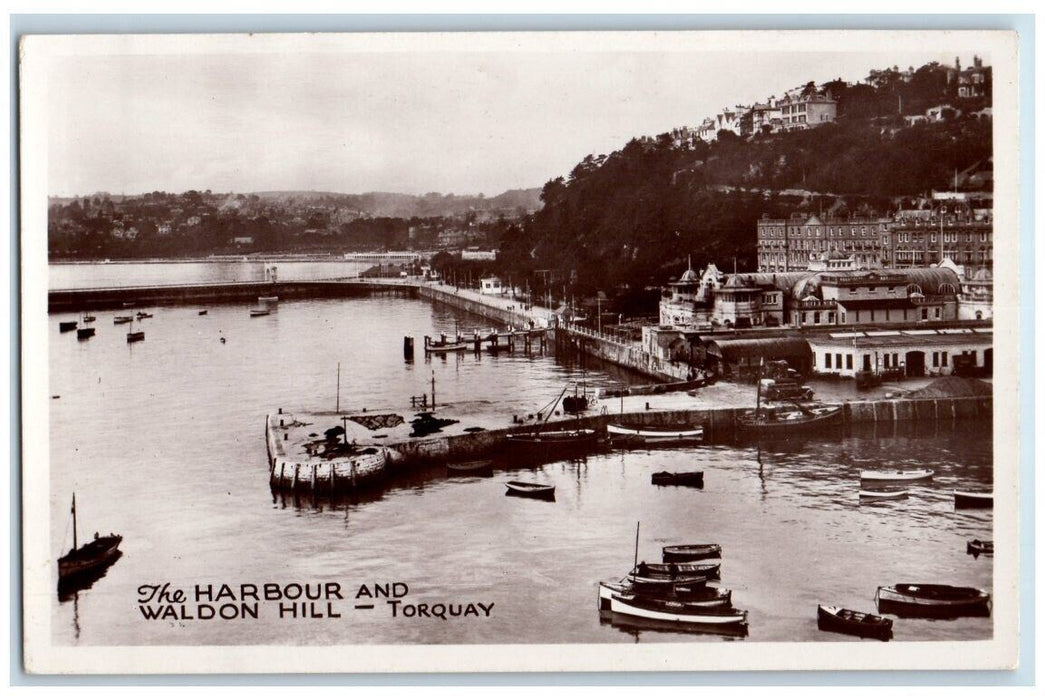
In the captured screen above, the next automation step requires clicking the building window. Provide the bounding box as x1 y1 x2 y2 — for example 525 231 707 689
846 354 853 370
921 308 928 320
932 352 939 367
825 353 832 369
835 353 842 368
935 307 941 319
893 353 899 367
942 351 948 367
814 312 821 324
883 354 891 369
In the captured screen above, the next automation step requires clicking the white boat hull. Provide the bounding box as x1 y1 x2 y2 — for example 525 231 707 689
609 595 747 625
607 424 704 442
860 469 934 481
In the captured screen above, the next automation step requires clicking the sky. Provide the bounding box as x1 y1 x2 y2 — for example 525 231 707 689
38 36 990 198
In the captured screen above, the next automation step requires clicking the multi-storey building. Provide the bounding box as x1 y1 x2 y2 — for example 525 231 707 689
756 214 891 272
777 90 837 131
887 204 993 271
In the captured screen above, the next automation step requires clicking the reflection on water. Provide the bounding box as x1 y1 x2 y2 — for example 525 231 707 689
57 551 124 604
50 295 993 646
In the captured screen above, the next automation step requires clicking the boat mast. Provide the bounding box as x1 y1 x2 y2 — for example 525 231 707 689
71 493 78 551
755 358 764 414
633 521 640 572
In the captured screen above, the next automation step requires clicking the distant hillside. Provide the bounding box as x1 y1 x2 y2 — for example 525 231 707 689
497 60 993 295
247 188 543 218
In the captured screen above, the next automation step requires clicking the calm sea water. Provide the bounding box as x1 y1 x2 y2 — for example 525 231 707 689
49 259 372 289
48 267 994 647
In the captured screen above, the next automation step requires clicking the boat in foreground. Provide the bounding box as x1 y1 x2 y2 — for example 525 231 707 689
610 593 747 626
651 471 704 487
966 539 994 556
816 605 892 641
860 469 934 481
607 423 704 444
875 583 991 618
662 543 722 562
598 580 731 611
58 494 122 582
634 561 720 579
954 490 993 509
859 489 909 501
504 480 555 500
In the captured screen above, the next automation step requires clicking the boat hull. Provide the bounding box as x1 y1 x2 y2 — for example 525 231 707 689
860 469 934 482
736 406 843 433
76 328 96 340
607 424 704 443
662 544 722 562
505 429 598 446
504 481 555 500
967 539 994 556
954 491 993 509
859 490 909 500
817 605 892 641
598 581 731 611
875 584 991 618
58 536 123 579
59 321 78 332
610 594 747 626
651 471 704 487
446 460 493 476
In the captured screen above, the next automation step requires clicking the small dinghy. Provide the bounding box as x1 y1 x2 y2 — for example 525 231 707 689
135 311 153 319
817 605 892 641
651 471 704 487
859 489 909 501
954 490 993 509
447 460 493 476
662 543 722 562
249 309 271 317
198 310 208 315
505 480 555 500
875 583 991 618
609 594 748 626
59 320 78 332
966 539 994 557
113 315 133 324
126 330 145 343
860 469 934 481
76 327 96 340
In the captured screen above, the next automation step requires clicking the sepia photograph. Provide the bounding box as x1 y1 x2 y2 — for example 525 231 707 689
18 26 1023 675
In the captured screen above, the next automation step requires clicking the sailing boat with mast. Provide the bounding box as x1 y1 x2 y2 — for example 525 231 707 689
736 359 842 433
57 493 122 583
506 385 598 445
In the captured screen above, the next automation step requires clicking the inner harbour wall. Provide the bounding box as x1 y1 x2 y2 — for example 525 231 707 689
270 394 992 494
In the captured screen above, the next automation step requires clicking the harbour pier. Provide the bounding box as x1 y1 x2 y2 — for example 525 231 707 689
266 390 992 495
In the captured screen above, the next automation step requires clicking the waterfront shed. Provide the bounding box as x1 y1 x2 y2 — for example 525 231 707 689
704 336 812 378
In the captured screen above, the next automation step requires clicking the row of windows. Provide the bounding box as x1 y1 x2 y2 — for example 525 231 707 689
819 350 974 371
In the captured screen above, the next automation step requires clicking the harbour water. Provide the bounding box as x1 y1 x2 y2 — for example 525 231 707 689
48 268 994 647
49 258 372 290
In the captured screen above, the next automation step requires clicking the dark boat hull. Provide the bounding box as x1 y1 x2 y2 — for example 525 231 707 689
954 491 993 509
76 328 96 340
58 535 123 580
662 544 722 562
876 584 991 618
736 406 843 433
651 471 704 487
967 539 994 556
59 321 78 332
817 605 893 641
505 429 598 446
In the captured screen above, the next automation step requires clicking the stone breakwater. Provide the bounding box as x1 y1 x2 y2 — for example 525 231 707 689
266 393 991 495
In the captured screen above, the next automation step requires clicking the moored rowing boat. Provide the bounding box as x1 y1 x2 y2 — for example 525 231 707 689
816 605 892 641
875 583 991 618
662 543 722 562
